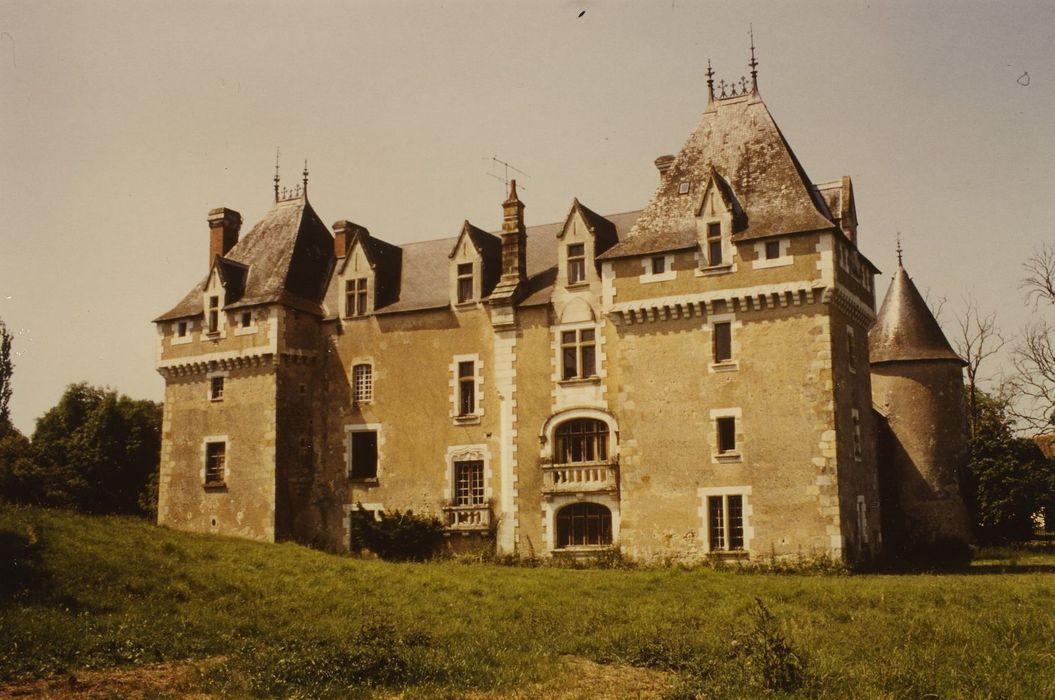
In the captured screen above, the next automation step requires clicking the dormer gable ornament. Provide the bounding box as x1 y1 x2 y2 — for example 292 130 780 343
695 166 746 231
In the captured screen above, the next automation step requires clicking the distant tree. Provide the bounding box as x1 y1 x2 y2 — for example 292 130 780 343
5 383 163 515
963 390 1055 543
0 319 13 434
1008 244 1055 431
953 296 1008 437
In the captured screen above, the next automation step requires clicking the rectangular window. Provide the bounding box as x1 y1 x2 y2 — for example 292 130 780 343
205 442 226 485
209 376 224 401
857 495 868 544
207 295 219 333
453 460 485 506
240 311 252 328
706 223 723 266
457 263 474 303
847 328 856 373
708 494 745 551
345 278 368 317
561 328 596 380
353 364 373 403
716 416 736 454
651 256 666 275
349 431 378 480
567 243 586 285
458 361 476 416
713 322 732 363
765 240 780 260
177 321 188 337
852 408 862 460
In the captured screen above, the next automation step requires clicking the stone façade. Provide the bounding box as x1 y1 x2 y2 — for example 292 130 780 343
153 72 970 565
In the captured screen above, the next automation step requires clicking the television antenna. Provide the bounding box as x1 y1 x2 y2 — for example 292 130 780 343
484 155 529 191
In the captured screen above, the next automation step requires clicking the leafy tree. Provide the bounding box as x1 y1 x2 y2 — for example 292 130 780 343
0 319 13 434
0 383 162 516
963 390 1055 543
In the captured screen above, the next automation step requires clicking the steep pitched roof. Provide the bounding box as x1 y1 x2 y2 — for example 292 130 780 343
449 221 502 295
563 199 619 257
155 198 334 322
869 261 964 365
600 92 835 259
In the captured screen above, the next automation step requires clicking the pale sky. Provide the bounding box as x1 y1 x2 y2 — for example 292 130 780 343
1 1 1052 435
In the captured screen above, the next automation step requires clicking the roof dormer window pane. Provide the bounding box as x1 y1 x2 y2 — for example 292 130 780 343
567 244 586 285
706 223 723 266
457 263 474 303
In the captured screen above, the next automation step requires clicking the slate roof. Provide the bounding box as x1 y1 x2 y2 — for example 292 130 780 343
600 91 836 260
155 198 334 322
869 261 964 365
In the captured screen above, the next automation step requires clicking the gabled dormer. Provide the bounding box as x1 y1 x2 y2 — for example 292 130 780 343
695 167 744 271
556 199 619 289
448 220 501 307
332 221 402 318
202 257 248 337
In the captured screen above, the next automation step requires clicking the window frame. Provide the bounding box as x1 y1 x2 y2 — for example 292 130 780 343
345 278 368 318
209 375 224 402
203 438 227 487
456 262 474 304
450 355 483 422
453 459 485 506
713 321 732 364
560 327 597 381
352 363 373 404
567 243 587 285
699 486 752 553
705 222 723 267
554 418 610 465
457 361 476 417
710 408 743 463
207 295 220 334
346 425 380 482
851 408 862 461
555 502 613 549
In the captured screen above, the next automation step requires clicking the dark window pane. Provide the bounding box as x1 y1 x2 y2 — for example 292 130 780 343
457 277 473 303
707 223 721 238
562 347 577 379
709 496 725 550
556 503 612 548
708 240 723 266
728 495 744 550
351 431 378 479
717 417 736 453
765 240 780 259
713 322 732 362
581 345 596 377
205 442 226 484
651 256 665 274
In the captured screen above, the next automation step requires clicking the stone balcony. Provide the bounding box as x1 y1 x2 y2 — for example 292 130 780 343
541 461 619 495
442 503 492 532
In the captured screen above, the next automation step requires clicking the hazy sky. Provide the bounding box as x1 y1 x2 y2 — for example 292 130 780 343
1 1 1052 435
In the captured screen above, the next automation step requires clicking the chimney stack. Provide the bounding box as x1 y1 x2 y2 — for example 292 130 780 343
208 207 242 266
332 220 368 259
654 155 675 180
499 179 527 285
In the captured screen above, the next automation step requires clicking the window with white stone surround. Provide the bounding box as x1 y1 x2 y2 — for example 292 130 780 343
710 408 742 463
699 486 752 553
640 253 676 283
353 363 373 404
450 354 483 423
752 238 792 269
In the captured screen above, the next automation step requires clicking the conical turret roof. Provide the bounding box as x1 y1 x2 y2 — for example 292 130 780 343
869 261 963 365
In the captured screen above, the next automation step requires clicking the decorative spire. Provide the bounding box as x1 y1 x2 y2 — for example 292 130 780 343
302 159 309 198
273 147 281 202
706 58 715 104
749 24 759 91
896 232 903 266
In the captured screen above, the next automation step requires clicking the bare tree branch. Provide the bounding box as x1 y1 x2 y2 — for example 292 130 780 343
1006 319 1055 433
954 296 1009 436
1022 242 1055 308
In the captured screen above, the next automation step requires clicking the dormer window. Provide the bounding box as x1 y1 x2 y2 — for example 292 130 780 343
207 295 220 334
345 278 367 317
177 321 188 337
456 263 474 303
567 244 586 285
765 241 780 260
651 256 667 275
706 223 723 266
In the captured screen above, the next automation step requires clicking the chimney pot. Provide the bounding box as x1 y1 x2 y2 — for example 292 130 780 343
207 207 242 266
332 220 367 259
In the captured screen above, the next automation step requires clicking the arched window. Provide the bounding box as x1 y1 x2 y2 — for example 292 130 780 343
554 419 609 464
556 503 612 548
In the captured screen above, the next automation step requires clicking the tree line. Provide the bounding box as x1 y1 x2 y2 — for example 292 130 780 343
0 323 160 517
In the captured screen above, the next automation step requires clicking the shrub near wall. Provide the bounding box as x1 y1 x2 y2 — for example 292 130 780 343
348 505 445 562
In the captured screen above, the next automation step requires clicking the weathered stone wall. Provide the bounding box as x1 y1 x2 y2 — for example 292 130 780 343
871 360 972 544
156 365 277 541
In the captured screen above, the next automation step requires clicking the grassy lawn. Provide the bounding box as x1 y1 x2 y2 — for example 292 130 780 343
2 505 1054 698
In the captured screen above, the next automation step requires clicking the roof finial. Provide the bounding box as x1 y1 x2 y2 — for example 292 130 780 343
706 58 715 104
274 147 281 203
896 231 903 266
748 24 759 91
302 159 309 198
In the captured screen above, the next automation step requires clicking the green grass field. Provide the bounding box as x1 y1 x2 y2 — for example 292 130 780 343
2 505 1054 698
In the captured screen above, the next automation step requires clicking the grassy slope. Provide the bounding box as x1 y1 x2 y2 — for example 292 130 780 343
2 505 1054 698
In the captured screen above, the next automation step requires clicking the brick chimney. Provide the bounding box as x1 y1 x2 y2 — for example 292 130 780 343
208 208 242 266
332 220 368 258
498 179 527 285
